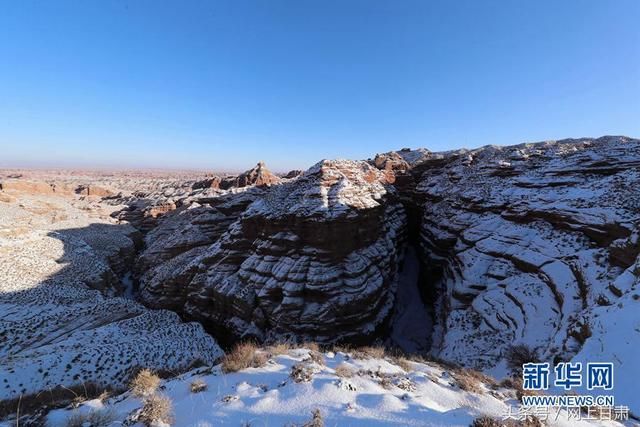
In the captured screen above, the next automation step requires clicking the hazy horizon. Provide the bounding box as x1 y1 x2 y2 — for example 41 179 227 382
1 133 637 174
1 1 639 171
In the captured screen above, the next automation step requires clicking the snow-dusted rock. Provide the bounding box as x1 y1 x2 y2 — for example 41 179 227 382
138 159 408 343
380 136 640 382
0 192 222 412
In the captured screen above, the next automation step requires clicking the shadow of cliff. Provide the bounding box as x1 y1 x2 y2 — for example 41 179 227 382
0 222 144 420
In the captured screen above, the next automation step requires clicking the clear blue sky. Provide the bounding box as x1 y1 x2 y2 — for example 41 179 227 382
0 1 638 172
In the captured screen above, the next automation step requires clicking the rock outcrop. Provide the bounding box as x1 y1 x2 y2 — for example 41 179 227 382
137 160 407 343
136 189 264 309
220 161 281 189
74 184 115 197
283 169 303 179
378 136 640 371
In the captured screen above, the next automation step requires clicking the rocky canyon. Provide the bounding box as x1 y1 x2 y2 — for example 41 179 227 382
1 136 639 425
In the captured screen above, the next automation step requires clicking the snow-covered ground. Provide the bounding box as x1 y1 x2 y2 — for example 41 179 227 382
0 191 222 410
42 348 625 427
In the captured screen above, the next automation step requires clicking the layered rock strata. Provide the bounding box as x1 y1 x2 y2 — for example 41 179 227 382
137 160 407 343
379 136 640 372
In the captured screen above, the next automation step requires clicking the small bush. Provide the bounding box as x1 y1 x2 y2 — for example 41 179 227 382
308 350 325 366
505 344 539 374
139 394 174 426
396 376 417 392
66 408 116 427
378 375 395 390
453 370 484 394
130 369 161 398
471 415 542 427
221 342 268 373
190 379 208 393
303 342 321 353
334 364 354 378
352 346 385 360
470 415 502 427
291 362 314 383
393 357 413 372
268 342 292 356
302 408 324 427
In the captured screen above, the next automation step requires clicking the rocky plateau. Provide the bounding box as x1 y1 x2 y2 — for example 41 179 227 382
1 135 639 424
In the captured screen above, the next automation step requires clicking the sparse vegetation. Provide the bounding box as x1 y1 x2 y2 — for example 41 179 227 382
308 350 325 366
470 415 502 427
291 362 314 383
268 342 292 356
65 408 116 427
505 344 539 374
334 363 355 378
139 394 174 426
378 375 394 390
130 369 161 397
452 368 494 394
471 414 543 427
221 342 268 373
302 408 324 427
303 342 321 353
393 357 413 372
352 346 385 360
190 378 207 393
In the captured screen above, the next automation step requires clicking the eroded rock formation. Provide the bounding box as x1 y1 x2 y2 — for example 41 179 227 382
137 159 407 343
129 136 639 379
378 136 640 371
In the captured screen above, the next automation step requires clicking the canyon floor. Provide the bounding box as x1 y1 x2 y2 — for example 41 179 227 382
1 136 639 426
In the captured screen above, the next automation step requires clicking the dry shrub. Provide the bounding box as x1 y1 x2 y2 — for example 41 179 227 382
396 377 417 392
470 416 502 427
452 370 485 394
334 364 355 378
414 354 460 371
500 376 543 402
472 415 542 427
464 368 497 387
302 408 324 427
308 350 325 366
393 357 413 372
505 344 539 374
568 321 592 345
352 346 385 360
498 376 519 389
303 342 321 353
0 382 111 421
517 381 542 402
190 378 208 393
291 362 314 383
378 374 395 390
268 342 292 356
66 408 116 427
221 342 268 373
139 394 174 426
329 343 353 354
130 369 161 398
97 390 111 402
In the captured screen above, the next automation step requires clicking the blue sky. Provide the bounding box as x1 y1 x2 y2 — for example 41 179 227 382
0 1 638 172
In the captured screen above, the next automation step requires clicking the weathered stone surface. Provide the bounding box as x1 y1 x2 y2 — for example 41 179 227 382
0 191 222 405
283 169 303 179
137 160 407 343
377 136 640 370
192 175 222 190
75 184 116 197
221 161 280 189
